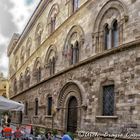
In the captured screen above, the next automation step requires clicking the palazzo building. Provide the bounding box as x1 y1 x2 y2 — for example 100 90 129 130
7 0 140 139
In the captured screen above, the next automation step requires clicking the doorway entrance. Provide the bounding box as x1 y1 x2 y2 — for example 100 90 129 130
67 96 78 133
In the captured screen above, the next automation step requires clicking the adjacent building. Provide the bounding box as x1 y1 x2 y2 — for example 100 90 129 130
0 72 8 98
7 0 140 139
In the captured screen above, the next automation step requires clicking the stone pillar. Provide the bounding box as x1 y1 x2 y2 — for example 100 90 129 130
99 31 104 52
95 33 99 53
119 19 124 46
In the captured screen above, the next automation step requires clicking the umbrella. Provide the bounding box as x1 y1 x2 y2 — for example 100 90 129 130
0 96 24 112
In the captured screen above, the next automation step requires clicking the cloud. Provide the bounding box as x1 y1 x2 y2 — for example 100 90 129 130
25 0 33 5
10 0 39 32
0 44 7 56
0 0 18 38
0 0 39 77
0 43 8 76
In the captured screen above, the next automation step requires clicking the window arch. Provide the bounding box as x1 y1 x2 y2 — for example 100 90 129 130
112 20 119 48
50 17 56 33
45 45 57 76
104 24 110 50
26 38 32 59
36 62 41 82
35 23 43 47
25 67 30 88
68 0 79 15
72 0 79 13
63 25 84 66
35 98 38 116
47 4 59 34
93 0 128 53
33 57 42 83
19 73 24 91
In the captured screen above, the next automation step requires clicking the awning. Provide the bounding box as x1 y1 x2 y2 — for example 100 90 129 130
0 96 24 112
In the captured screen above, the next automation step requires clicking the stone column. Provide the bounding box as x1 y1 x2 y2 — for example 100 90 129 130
99 31 104 52
95 33 99 53
119 19 124 46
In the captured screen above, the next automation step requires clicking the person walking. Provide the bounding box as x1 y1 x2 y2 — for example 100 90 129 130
1 124 6 137
47 132 52 140
3 124 13 140
62 133 72 140
14 126 22 140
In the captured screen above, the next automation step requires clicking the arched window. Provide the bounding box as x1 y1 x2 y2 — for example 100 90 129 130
48 4 59 35
19 73 24 91
35 23 43 47
20 48 24 65
52 57 55 74
26 38 32 59
104 24 110 50
70 40 79 65
47 97 52 116
74 41 79 64
112 20 119 48
48 57 55 76
49 57 55 76
35 98 38 116
45 46 57 77
33 58 42 83
25 68 30 88
93 0 128 53
63 25 84 67
72 0 79 13
50 17 56 33
36 62 41 82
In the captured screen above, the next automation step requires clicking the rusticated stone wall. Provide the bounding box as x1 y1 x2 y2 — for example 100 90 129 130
12 42 140 140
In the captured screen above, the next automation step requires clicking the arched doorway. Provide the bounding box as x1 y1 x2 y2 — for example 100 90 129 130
58 82 85 132
67 96 78 133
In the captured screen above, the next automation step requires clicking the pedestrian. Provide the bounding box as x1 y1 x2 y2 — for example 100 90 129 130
1 124 6 137
7 116 11 125
47 132 52 140
14 126 22 140
1 115 4 126
3 124 13 140
62 132 73 140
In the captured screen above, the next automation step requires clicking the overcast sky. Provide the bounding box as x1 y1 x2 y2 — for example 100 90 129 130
0 0 39 77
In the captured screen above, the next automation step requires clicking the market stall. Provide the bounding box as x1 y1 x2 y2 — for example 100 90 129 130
0 96 24 112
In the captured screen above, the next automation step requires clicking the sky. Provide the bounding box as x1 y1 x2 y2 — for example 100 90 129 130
0 0 39 77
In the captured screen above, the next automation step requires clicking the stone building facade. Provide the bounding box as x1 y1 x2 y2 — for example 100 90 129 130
7 0 140 139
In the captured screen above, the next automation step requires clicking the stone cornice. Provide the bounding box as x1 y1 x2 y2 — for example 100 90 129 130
10 39 140 99
7 33 20 57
